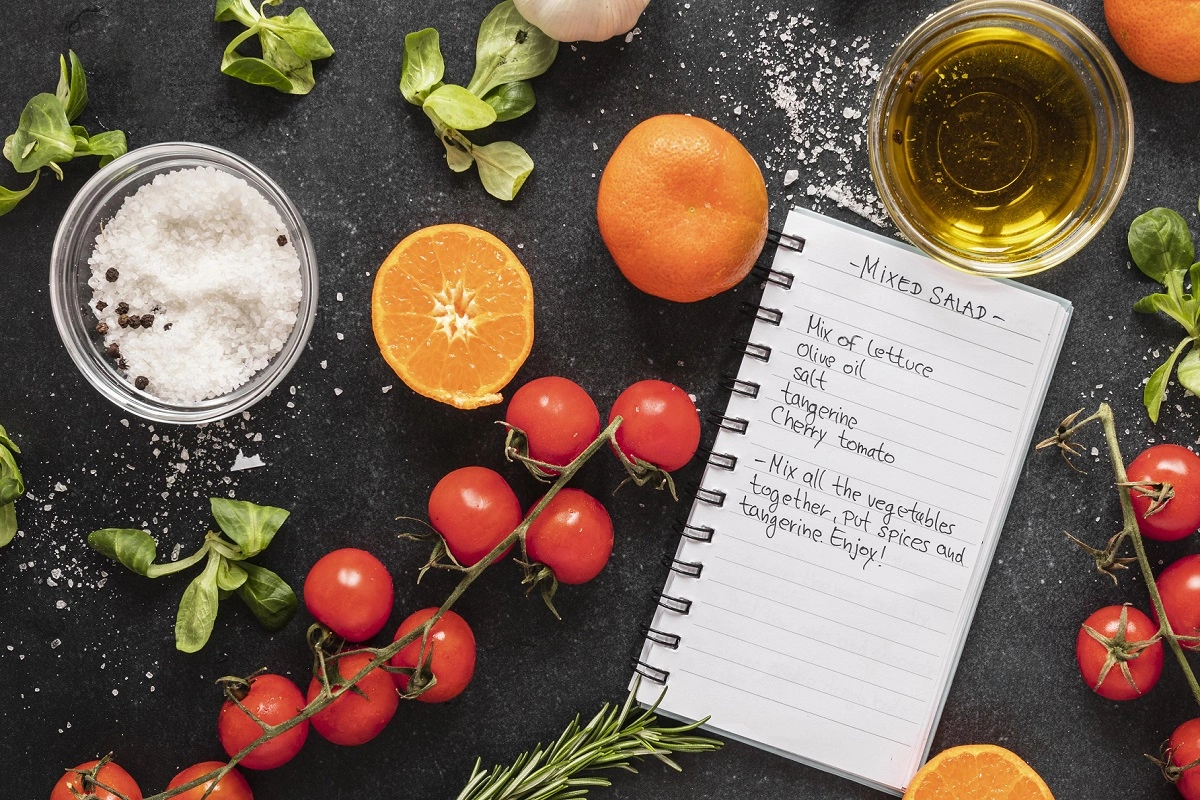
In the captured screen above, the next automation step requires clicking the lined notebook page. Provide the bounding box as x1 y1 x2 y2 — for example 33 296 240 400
635 208 1071 795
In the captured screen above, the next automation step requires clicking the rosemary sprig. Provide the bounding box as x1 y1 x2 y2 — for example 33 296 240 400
454 678 723 800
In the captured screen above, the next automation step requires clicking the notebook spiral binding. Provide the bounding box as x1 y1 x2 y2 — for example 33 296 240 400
741 301 784 326
730 339 772 362
636 260 797 684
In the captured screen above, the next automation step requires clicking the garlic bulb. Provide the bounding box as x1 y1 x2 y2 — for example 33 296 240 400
514 0 651 42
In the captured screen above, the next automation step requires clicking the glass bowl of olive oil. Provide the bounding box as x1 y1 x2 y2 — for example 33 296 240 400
869 0 1133 277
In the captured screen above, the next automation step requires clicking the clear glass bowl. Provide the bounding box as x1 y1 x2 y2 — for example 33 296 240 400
868 0 1134 277
50 142 318 424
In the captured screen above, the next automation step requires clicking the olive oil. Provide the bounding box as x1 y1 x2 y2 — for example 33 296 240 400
886 26 1096 258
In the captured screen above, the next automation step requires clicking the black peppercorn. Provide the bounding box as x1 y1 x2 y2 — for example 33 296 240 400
115 302 129 315
96 301 108 311
134 376 149 390
118 314 130 328
141 314 155 328
105 267 119 282
277 234 288 246
892 129 903 144
105 343 120 359
129 315 142 329
118 358 128 369
95 322 109 335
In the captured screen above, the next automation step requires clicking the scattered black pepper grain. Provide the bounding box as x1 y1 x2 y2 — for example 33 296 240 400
118 358 128 370
277 234 288 246
163 323 173 331
95 322 109 335
96 301 108 311
141 314 155 328
105 343 120 359
115 302 129 315
892 129 903 144
134 376 149 390
105 267 119 282
118 314 130 328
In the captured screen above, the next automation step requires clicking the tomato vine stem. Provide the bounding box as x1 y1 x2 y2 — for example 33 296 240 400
140 416 628 800
1041 402 1200 707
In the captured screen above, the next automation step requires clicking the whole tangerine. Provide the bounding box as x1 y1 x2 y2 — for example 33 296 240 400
597 114 769 303
1105 0 1200 83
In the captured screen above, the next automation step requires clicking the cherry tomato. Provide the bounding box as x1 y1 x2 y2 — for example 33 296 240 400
166 762 252 800
307 651 399 746
217 673 309 770
390 608 476 703
1075 605 1163 700
1157 554 1200 649
526 488 614 584
429 466 522 566
1170 718 1200 800
304 548 395 642
608 380 700 472
50 760 143 800
506 377 601 469
1127 444 1200 541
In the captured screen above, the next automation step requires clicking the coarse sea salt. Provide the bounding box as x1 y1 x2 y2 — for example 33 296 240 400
88 166 302 403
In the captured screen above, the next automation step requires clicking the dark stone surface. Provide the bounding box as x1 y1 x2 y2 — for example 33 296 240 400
1 1 1198 798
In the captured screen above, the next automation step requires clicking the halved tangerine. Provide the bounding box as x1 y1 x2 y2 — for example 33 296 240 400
371 224 534 409
904 745 1055 800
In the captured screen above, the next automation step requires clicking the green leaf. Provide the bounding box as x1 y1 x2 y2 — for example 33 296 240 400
175 553 222 653
400 28 445 105
1130 208 1195 284
210 497 289 559
236 562 297 630
1134 292 1172 314
0 478 21 507
4 94 75 173
260 30 316 94
1135 285 1194 331
62 51 88 123
1180 348 1200 396
216 558 248 591
222 52 297 93
424 85 498 131
73 129 128 167
262 8 334 60
441 134 475 172
1145 337 1194 423
0 424 19 455
0 503 15 548
467 0 558 97
215 0 258 24
55 55 70 111
484 80 536 121
88 528 157 576
0 171 40 217
474 140 533 200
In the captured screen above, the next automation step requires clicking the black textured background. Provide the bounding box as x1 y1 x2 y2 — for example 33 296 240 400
2 1 1199 798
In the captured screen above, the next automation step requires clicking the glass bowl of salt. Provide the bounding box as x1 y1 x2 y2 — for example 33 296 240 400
50 142 318 424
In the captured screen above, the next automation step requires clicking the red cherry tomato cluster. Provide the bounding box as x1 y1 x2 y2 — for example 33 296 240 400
50 375 699 797
1071 444 1200 797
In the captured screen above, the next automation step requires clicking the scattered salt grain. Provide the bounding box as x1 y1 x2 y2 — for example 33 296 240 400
334 388 343 396
336 292 344 301
88 166 302 403
783 169 799 186
231 450 265 471
382 385 392 393
336 333 345 341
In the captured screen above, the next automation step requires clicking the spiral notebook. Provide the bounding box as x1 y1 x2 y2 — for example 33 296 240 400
633 207 1071 795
